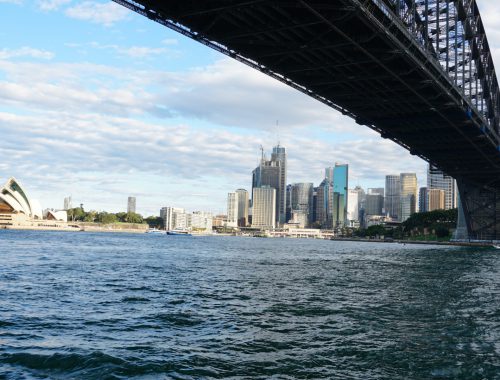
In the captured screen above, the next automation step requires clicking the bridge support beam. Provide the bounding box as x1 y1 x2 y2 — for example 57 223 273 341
455 180 500 241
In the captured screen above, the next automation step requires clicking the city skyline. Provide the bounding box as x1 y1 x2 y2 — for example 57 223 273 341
1 1 499 216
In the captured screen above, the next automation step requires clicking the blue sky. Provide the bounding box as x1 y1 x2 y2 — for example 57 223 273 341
1 1 500 216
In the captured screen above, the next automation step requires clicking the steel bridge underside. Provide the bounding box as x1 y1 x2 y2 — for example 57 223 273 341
114 0 500 240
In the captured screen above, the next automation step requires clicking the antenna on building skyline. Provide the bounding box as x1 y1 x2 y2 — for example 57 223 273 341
276 120 280 147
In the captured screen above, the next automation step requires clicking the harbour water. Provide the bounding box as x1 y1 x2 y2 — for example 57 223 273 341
1 230 499 379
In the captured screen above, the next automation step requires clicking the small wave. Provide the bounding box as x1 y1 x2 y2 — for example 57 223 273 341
121 296 150 303
0 351 178 379
0 320 15 327
1 351 125 372
149 312 201 327
169 299 185 305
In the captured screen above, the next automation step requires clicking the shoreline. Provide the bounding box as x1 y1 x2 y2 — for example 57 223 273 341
1 227 496 246
330 237 493 247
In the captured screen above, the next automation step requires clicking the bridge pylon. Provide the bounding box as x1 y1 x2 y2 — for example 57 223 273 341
455 180 500 241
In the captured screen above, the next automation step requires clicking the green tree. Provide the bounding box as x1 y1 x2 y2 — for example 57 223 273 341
366 224 386 237
98 212 118 224
115 212 127 223
145 216 163 229
83 210 97 222
67 207 85 221
124 212 144 224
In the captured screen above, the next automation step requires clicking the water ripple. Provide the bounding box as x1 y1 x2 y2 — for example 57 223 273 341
1 230 500 379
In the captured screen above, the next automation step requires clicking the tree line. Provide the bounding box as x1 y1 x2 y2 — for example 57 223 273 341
355 208 458 240
67 207 163 227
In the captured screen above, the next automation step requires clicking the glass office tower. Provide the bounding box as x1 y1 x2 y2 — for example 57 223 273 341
333 163 348 227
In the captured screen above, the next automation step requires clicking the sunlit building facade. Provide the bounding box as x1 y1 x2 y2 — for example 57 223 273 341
252 186 276 229
385 175 400 220
235 189 249 227
427 165 457 210
428 189 446 211
400 173 418 221
290 183 313 226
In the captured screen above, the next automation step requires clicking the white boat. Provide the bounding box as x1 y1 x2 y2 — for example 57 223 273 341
146 228 166 234
167 229 192 236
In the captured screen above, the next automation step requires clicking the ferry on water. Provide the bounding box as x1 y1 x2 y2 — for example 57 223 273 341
167 228 192 236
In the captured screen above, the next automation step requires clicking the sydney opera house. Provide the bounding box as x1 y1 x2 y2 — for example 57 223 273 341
0 177 66 228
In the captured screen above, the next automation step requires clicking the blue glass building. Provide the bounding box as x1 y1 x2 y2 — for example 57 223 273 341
333 164 348 227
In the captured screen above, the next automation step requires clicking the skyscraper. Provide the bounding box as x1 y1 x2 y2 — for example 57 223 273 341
400 173 417 221
252 145 287 225
347 188 361 226
63 196 72 211
385 175 400 220
160 207 185 231
428 189 445 211
427 165 457 210
271 145 287 224
333 163 348 227
235 189 249 227
325 167 334 183
290 183 314 226
226 192 239 228
365 194 384 215
315 178 333 228
419 187 428 213
252 186 276 229
127 196 136 214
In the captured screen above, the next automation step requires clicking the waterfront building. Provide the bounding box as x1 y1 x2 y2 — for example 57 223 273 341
127 197 136 214
333 163 349 227
235 189 249 227
428 189 446 211
0 177 42 221
419 187 428 213
400 173 417 221
160 206 186 231
290 183 313 226
63 196 72 211
252 145 287 226
43 209 68 222
226 192 239 228
385 175 400 220
252 186 276 229
212 214 227 227
191 211 213 232
289 210 308 228
427 165 457 210
175 212 191 230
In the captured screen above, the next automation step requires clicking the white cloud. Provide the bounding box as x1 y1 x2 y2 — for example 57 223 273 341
0 53 428 213
162 38 178 46
37 0 71 11
0 47 54 60
87 42 171 58
65 1 129 26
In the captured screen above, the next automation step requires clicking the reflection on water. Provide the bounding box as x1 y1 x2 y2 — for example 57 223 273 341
0 230 499 379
